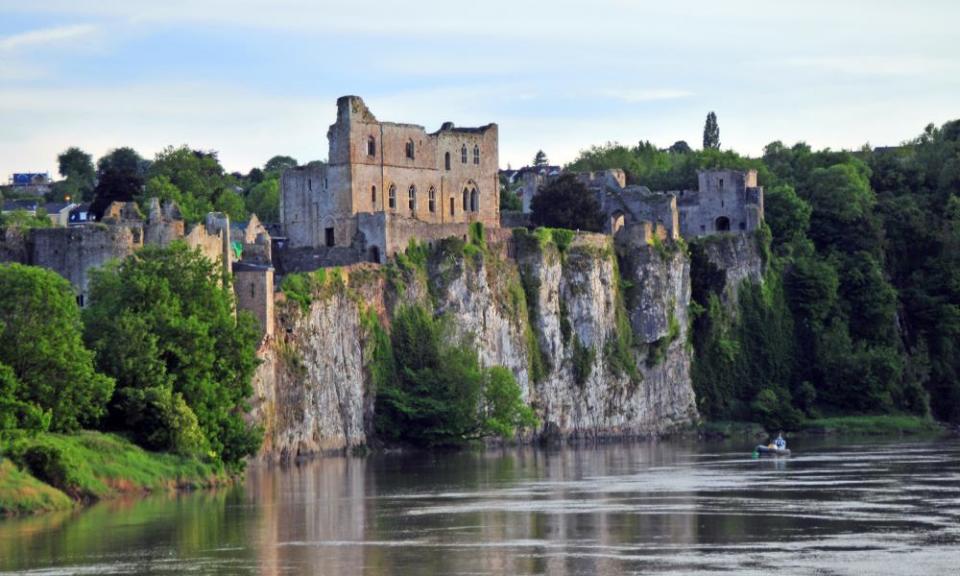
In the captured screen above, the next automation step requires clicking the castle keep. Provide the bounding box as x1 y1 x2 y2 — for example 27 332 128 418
281 96 499 262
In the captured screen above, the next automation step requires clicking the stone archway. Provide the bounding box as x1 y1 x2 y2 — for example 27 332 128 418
715 216 731 232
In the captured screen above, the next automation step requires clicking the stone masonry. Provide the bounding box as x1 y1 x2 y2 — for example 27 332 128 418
281 96 500 262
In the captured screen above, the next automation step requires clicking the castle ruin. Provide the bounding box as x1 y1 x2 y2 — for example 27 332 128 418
281 96 500 263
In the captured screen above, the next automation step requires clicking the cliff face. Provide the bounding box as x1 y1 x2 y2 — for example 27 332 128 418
251 232 700 461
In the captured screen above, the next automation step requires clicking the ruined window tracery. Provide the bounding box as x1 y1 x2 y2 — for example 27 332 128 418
388 184 396 210
406 139 415 160
428 187 436 213
408 185 417 211
367 136 376 157
445 152 451 170
473 145 480 165
461 145 467 164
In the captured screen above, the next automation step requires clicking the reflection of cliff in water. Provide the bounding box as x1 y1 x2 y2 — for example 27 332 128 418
2 438 959 575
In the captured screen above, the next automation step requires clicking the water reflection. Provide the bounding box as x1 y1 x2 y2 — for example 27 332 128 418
1 438 958 575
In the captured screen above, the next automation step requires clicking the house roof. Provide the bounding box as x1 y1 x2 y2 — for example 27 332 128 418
2 199 39 212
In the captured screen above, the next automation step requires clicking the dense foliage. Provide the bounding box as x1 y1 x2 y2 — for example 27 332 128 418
84 243 262 465
0 264 114 433
530 173 603 232
375 305 535 446
567 118 960 426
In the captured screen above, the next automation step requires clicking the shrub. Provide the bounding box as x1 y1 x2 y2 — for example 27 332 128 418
115 387 208 457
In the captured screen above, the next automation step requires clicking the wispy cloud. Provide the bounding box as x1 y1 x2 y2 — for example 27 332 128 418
601 89 694 103
0 24 95 51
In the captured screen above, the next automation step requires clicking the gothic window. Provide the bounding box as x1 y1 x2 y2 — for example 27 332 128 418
470 188 478 212
371 185 377 208
408 185 417 211
449 197 455 216
405 139 415 160
473 145 480 165
367 136 376 157
445 152 451 170
462 188 469 211
461 145 467 164
428 187 436 213
388 184 396 210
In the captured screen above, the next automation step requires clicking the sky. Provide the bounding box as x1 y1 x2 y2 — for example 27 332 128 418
1 0 958 179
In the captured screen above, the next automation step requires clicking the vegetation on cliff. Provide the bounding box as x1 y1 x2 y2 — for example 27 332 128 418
569 118 960 427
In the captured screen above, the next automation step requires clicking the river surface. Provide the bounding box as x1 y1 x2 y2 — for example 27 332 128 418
1 437 959 575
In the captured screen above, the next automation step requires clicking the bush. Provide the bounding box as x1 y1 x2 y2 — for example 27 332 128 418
116 387 208 457
15 444 84 498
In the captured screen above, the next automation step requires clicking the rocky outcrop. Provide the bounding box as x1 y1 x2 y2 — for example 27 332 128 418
697 232 765 306
251 232 701 461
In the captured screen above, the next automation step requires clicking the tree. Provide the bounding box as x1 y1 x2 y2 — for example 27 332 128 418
668 140 692 154
703 111 720 150
0 362 50 433
83 243 262 465
245 177 280 222
530 174 604 232
56 147 96 201
264 155 298 175
375 305 534 446
143 146 243 223
90 147 148 218
0 264 113 432
533 150 549 167
764 184 811 247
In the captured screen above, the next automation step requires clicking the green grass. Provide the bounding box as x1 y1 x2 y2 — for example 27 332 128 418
1 431 225 514
0 459 74 515
800 415 946 436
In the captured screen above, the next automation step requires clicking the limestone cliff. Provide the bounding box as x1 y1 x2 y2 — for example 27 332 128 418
250 231 700 461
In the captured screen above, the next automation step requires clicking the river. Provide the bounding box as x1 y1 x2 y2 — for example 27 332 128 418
1 437 958 575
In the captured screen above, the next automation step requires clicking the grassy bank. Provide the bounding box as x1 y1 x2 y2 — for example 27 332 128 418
1 431 224 515
799 415 947 436
700 415 947 439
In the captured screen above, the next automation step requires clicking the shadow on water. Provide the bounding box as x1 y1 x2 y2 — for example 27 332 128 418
1 436 959 575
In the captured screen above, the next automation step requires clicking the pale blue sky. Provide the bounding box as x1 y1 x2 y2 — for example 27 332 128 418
1 0 958 178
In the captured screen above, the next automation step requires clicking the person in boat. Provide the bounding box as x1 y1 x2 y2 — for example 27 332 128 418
774 432 786 450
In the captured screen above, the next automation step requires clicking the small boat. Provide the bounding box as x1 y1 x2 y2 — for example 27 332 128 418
754 445 791 457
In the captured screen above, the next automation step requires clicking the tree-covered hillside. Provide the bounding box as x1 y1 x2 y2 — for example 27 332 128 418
566 119 960 425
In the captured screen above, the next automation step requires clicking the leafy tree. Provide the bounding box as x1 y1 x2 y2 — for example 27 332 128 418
703 111 720 150
0 363 51 433
764 183 811 248
83 243 262 465
90 147 148 218
56 147 96 202
499 183 522 212
375 305 534 446
668 140 692 154
0 209 52 229
143 146 245 222
533 150 549 167
530 174 603 232
0 264 113 432
264 155 298 175
245 177 280 222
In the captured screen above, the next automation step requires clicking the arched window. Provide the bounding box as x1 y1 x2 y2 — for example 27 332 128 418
388 184 396 210
428 187 436 213
462 188 469 211
461 145 467 164
371 185 377 208
470 188 478 212
445 152 451 171
408 185 416 211
405 139 415 160
473 145 480 165
367 136 376 157
715 216 730 232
